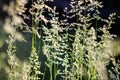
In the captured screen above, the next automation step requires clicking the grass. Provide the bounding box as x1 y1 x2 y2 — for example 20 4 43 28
0 0 120 80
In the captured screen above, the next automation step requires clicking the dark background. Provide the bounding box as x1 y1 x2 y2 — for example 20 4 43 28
101 0 120 8
100 0 120 36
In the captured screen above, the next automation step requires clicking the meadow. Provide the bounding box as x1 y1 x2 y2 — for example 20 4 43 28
0 0 120 80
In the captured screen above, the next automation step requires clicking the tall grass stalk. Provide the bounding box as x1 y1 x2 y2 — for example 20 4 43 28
29 1 42 80
42 9 63 80
6 34 19 80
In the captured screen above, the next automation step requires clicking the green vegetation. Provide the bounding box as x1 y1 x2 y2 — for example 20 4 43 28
0 0 120 80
